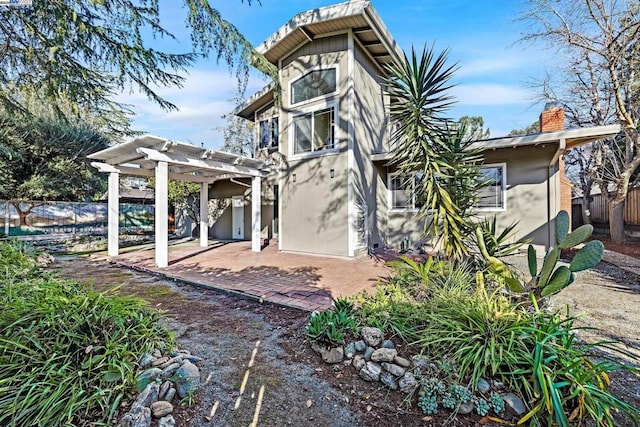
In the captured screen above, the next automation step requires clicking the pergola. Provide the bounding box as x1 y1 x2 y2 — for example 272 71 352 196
88 135 270 268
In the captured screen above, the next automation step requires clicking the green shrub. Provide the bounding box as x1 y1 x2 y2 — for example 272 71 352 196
0 241 172 426
306 298 359 347
510 311 640 426
351 282 426 341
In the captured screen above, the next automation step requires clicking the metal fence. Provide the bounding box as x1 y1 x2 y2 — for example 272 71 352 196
0 200 155 236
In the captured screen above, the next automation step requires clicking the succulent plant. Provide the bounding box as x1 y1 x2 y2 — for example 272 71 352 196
527 210 604 298
418 392 438 415
489 393 505 413
477 210 604 300
442 392 457 409
475 397 490 416
452 384 473 403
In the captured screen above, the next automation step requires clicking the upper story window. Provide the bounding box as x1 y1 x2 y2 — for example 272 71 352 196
259 117 278 149
389 173 423 211
293 106 335 155
477 163 506 211
291 68 337 105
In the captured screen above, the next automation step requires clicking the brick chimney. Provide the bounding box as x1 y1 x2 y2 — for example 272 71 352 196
540 102 565 132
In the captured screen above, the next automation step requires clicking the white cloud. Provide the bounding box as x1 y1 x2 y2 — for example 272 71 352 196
452 83 534 106
456 58 522 77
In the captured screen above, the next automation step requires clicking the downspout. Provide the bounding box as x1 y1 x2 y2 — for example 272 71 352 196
547 138 566 247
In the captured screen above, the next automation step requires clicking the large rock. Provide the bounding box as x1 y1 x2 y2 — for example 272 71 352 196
173 360 200 398
379 371 398 390
371 348 397 362
502 393 526 416
458 401 474 415
381 362 405 377
393 356 411 368
159 381 171 400
361 327 383 347
363 347 375 361
476 378 491 394
139 353 156 368
352 355 366 371
321 346 344 364
354 340 366 352
151 356 170 367
119 405 151 427
136 368 162 392
411 354 430 370
161 363 181 379
164 387 176 403
344 342 356 359
150 401 173 418
359 362 382 382
133 382 160 409
158 415 176 427
380 340 395 349
398 372 417 393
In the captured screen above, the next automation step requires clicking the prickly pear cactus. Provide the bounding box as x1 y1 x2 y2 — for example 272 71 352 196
527 210 604 298
475 210 603 300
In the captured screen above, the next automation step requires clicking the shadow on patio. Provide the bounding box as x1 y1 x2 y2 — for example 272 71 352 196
103 239 390 311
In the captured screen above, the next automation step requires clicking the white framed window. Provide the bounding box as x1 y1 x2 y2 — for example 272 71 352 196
258 116 279 149
290 68 337 106
388 173 423 211
290 104 337 157
477 163 507 211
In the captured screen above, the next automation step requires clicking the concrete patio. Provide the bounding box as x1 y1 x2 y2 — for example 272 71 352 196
98 239 392 311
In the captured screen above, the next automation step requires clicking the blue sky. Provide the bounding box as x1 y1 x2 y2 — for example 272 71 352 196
120 0 553 148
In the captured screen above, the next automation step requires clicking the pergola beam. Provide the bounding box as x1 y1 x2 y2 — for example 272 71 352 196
91 162 220 183
137 147 265 177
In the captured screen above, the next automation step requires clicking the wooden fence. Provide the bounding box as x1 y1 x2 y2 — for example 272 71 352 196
572 187 640 226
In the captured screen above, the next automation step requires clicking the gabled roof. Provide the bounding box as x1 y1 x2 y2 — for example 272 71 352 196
257 0 402 68
370 124 622 162
237 1 402 120
88 134 269 182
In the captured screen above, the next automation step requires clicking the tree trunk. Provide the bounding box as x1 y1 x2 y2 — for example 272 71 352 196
581 195 591 225
608 199 626 243
18 210 28 226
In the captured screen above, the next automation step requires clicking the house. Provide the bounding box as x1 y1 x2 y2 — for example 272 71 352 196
219 0 620 256
88 1 620 267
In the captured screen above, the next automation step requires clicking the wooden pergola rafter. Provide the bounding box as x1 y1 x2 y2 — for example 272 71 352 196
88 135 269 268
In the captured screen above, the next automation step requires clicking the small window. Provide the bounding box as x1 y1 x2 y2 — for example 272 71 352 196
291 69 337 105
477 164 506 210
389 173 422 211
293 107 335 155
258 117 278 149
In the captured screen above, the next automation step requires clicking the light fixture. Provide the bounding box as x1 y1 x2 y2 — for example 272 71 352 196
292 173 296 183
330 169 335 179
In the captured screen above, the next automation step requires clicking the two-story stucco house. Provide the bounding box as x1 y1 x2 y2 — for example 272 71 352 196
208 0 619 258
89 1 620 267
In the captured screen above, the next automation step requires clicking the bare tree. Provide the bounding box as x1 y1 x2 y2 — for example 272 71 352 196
520 0 640 243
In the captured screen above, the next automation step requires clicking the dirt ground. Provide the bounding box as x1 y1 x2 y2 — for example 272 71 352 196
53 254 640 427
595 232 640 260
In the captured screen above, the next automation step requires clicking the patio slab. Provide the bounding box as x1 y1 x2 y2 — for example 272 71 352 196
98 239 392 311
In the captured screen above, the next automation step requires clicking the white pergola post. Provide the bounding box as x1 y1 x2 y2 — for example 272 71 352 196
251 176 261 253
107 172 120 256
199 182 208 247
155 161 169 268
4 200 10 236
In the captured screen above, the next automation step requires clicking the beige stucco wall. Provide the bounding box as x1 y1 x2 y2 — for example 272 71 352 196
352 42 389 252
208 177 276 240
382 144 560 252
479 145 558 250
277 34 350 256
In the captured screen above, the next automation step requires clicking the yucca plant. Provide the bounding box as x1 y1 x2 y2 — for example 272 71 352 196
383 46 486 260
